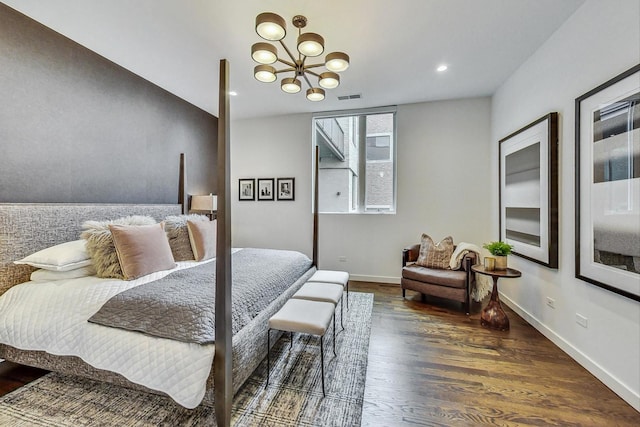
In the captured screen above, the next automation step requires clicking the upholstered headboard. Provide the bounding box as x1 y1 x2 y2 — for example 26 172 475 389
0 203 182 295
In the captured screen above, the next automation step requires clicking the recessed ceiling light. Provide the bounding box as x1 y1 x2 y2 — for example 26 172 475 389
229 91 238 96
436 65 448 72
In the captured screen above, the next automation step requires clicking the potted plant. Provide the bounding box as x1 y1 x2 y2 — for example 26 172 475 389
483 241 513 270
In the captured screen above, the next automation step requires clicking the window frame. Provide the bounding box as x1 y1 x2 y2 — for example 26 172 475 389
312 106 397 214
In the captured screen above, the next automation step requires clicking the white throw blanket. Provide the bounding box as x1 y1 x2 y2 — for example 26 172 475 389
449 242 493 301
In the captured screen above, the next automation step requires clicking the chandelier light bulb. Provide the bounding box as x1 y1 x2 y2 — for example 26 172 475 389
255 12 286 41
318 72 340 89
251 43 277 64
306 87 325 101
297 33 325 57
254 65 277 83
325 52 350 72
281 78 301 94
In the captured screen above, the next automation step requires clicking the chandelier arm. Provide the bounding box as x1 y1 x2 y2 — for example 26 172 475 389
302 74 314 89
276 58 296 68
303 63 326 70
274 68 296 74
278 40 298 64
305 70 321 78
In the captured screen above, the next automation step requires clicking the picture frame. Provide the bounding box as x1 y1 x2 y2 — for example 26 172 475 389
575 64 640 302
277 177 295 201
238 178 255 201
499 112 559 268
257 178 275 201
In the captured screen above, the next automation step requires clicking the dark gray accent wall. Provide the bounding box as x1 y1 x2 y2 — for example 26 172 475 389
0 3 217 203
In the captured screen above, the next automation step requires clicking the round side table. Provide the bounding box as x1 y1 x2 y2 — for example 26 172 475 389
471 265 522 331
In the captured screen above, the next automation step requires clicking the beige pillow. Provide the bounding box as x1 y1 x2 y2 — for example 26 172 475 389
416 234 454 269
186 219 217 261
81 215 156 279
109 223 176 280
164 214 210 261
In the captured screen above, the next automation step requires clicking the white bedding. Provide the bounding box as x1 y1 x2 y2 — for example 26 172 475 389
0 259 218 409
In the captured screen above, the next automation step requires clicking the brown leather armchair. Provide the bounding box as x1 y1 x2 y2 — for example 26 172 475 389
401 244 476 314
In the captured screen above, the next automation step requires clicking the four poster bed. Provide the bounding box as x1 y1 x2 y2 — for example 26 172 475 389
0 203 315 408
0 60 318 423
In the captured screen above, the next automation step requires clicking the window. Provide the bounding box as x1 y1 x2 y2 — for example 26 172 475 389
313 107 396 213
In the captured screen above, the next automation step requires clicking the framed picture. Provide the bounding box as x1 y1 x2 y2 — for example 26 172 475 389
499 112 558 268
575 64 640 302
277 177 295 201
238 178 255 201
257 178 274 201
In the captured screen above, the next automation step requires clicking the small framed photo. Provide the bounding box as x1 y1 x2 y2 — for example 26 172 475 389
257 178 275 201
238 178 255 201
277 178 295 201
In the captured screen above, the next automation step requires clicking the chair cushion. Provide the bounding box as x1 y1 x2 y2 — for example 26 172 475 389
307 270 349 286
402 264 467 288
269 299 335 335
416 234 454 269
292 282 343 305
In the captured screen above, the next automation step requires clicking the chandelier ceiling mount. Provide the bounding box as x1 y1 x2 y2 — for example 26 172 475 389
251 12 350 102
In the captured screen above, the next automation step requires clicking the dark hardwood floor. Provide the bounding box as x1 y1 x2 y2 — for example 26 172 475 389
1 281 638 426
353 281 640 426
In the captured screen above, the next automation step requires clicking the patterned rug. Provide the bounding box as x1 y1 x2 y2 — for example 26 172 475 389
0 292 373 426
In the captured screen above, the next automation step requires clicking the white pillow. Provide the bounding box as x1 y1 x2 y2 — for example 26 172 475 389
14 240 92 271
30 265 97 282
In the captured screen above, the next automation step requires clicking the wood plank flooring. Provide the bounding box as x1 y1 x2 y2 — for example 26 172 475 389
354 282 639 426
1 282 638 426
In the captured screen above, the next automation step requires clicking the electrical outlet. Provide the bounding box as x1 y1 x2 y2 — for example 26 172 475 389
576 313 588 328
338 256 347 262
546 297 555 309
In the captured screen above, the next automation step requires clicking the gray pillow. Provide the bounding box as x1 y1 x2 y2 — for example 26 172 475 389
164 214 210 261
81 216 157 279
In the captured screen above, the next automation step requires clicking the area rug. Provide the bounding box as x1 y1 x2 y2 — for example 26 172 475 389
0 292 373 426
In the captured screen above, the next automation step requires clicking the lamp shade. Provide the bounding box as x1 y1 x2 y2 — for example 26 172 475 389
256 12 286 41
251 42 277 64
318 72 340 89
306 87 325 101
254 65 277 82
297 32 324 57
325 52 350 72
281 77 301 93
191 194 217 212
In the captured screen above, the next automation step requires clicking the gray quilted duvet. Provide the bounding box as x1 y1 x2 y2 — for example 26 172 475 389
88 248 312 344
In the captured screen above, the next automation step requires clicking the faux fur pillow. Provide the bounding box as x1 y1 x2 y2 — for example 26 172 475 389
164 214 210 261
81 216 156 279
416 234 454 269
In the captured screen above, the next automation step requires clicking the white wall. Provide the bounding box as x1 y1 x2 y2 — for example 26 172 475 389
491 0 640 410
232 97 492 283
231 114 314 257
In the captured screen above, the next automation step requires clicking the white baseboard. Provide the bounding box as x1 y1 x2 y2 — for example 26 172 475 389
500 292 640 412
350 274 400 284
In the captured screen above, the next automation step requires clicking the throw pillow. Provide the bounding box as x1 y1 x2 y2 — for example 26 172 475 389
164 214 210 261
186 219 217 261
416 234 454 269
81 215 156 279
109 223 176 280
14 239 92 271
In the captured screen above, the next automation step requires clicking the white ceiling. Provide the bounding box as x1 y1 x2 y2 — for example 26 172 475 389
4 0 584 119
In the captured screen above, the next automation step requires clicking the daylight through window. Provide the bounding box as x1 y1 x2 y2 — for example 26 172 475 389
313 107 396 213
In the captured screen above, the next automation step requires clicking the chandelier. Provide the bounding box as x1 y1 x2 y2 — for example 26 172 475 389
251 12 350 102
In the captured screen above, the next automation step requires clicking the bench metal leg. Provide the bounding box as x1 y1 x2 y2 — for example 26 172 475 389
290 331 293 350
266 328 271 388
340 296 344 331
320 336 325 396
346 282 349 309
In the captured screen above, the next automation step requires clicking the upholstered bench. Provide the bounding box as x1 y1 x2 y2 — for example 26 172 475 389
292 281 345 331
267 298 336 396
307 270 350 308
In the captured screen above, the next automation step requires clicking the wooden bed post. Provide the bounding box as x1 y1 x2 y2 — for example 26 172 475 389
215 59 232 427
179 153 187 214
313 145 319 267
